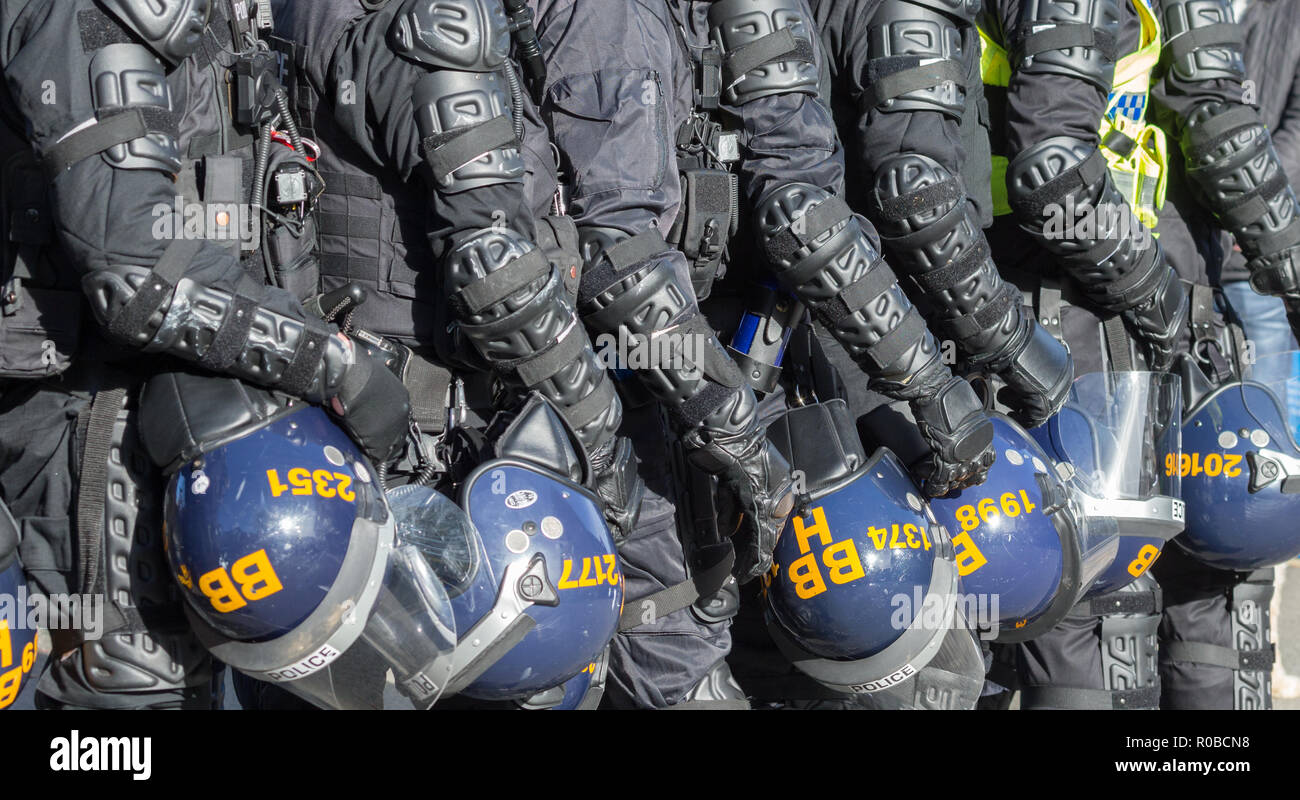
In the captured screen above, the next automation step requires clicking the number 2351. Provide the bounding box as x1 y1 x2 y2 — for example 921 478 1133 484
266 468 355 502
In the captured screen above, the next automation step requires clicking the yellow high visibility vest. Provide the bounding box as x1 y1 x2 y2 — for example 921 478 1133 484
980 0 1168 230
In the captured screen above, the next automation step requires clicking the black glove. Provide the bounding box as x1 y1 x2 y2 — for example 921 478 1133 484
995 322 1074 429
910 377 996 497
589 436 645 545
328 339 412 466
1121 265 1188 373
683 402 795 584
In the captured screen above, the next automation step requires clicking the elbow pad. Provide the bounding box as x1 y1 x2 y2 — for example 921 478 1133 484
1006 136 1166 312
754 182 949 399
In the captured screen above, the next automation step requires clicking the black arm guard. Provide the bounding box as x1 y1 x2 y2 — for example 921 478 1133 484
1180 102 1300 297
1005 137 1188 370
708 0 820 106
755 182 994 495
445 227 642 539
1010 0 1121 92
871 155 1072 425
1161 0 1246 83
576 227 794 581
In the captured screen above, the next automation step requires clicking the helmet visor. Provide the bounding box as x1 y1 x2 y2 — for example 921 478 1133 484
276 543 458 710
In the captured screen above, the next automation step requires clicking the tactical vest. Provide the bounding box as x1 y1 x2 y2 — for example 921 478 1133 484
979 0 1168 229
0 1 316 380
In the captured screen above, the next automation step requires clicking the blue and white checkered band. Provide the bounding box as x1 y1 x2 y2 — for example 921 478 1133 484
1108 92 1146 123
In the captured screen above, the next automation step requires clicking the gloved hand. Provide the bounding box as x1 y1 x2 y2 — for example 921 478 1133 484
681 390 795 584
589 435 645 545
995 322 1074 429
327 336 412 466
910 377 996 497
1121 265 1188 373
1248 247 1300 296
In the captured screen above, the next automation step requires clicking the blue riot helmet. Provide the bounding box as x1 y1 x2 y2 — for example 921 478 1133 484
0 501 38 710
760 400 986 709
389 394 622 706
1175 350 1300 569
1030 370 1185 597
929 413 1119 642
160 396 458 710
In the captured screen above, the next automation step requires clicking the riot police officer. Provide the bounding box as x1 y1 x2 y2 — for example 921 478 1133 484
533 0 1000 708
0 0 411 709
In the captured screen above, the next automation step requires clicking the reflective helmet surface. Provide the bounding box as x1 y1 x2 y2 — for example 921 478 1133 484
929 414 1117 641
1178 351 1300 569
164 405 380 641
166 404 457 709
763 446 968 693
1030 371 1184 597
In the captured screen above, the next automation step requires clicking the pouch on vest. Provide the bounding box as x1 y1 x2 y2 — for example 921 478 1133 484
667 168 739 301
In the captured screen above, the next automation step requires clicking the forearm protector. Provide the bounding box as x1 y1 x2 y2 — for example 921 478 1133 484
1005 138 1188 369
576 227 793 581
754 182 994 495
871 155 1072 425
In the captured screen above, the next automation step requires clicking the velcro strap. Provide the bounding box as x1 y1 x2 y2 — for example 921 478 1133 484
1021 684 1159 710
106 238 202 342
671 380 735 429
618 549 735 631
1011 149 1108 218
721 28 813 88
1185 106 1261 161
453 248 551 316
43 111 148 176
911 239 991 295
875 176 965 223
1082 588 1157 616
578 229 671 305
197 294 259 371
817 258 895 324
509 321 587 387
280 325 331 398
1162 641 1274 672
1102 127 1138 159
1168 23 1243 63
764 197 853 269
859 307 928 367
318 171 382 199
1219 173 1289 231
947 283 1018 340
861 59 968 111
421 115 517 180
1016 22 1117 60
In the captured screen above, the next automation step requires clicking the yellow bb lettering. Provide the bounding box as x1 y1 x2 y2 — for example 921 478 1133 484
232 548 283 602
788 552 826 600
823 539 865 585
793 507 832 555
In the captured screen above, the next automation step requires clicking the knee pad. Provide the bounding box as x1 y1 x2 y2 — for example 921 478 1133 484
707 0 819 106
41 395 213 708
